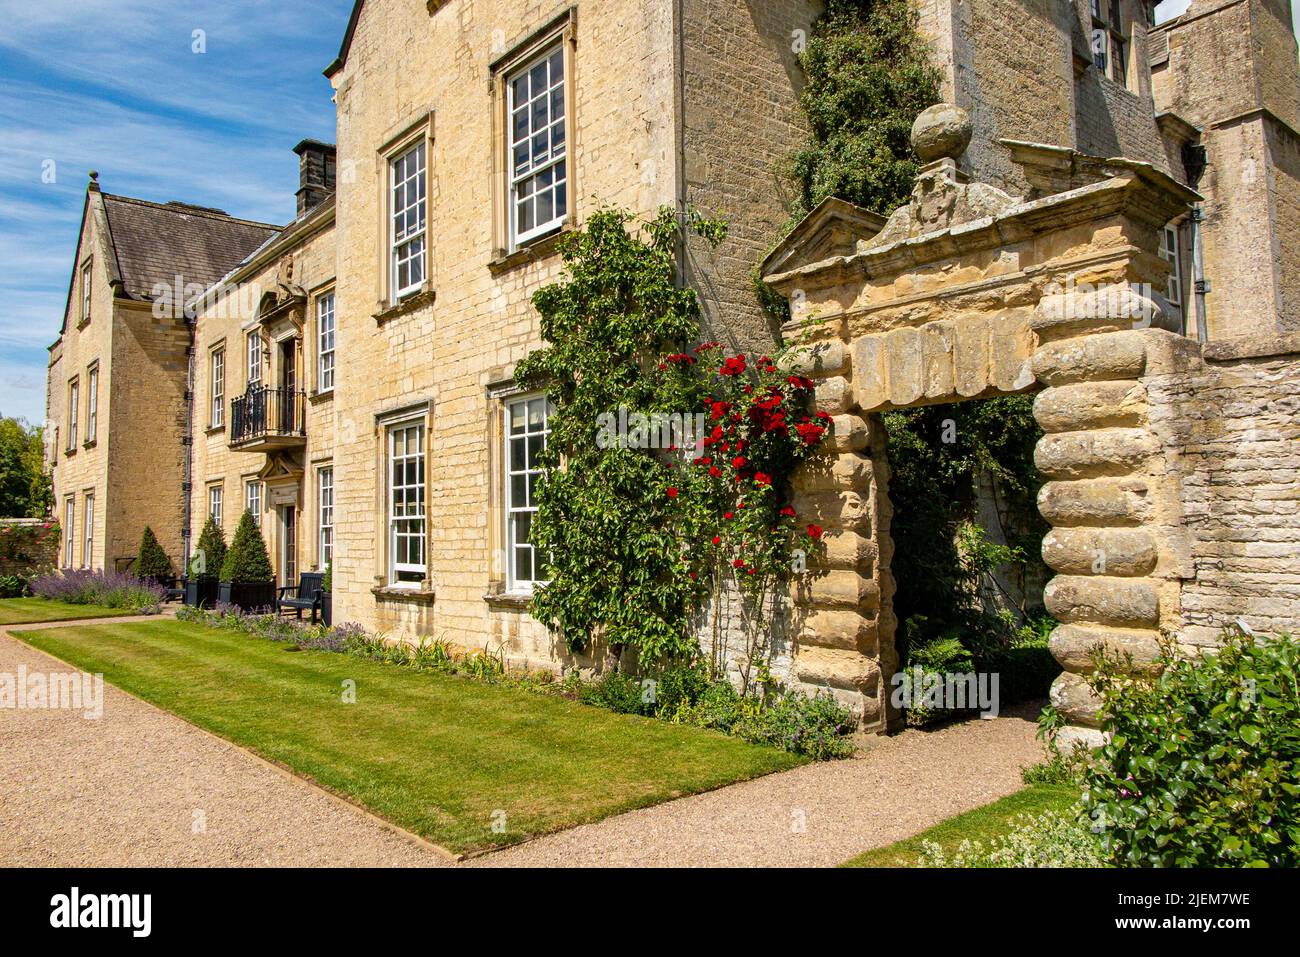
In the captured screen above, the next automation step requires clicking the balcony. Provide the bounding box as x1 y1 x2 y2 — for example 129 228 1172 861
230 386 306 451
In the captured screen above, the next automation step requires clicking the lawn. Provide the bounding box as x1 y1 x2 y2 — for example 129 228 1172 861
0 598 132 626
16 620 803 854
840 784 1081 867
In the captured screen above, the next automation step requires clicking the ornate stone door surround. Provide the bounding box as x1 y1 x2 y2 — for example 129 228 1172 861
762 105 1199 737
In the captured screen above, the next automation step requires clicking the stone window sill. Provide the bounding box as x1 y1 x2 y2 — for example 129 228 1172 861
484 590 532 610
488 227 569 276
205 425 225 436
372 585 436 604
63 447 76 458
308 389 335 404
373 288 435 325
82 439 97 450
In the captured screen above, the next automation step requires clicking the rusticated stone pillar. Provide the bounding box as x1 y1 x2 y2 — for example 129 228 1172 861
1030 291 1189 747
783 339 897 731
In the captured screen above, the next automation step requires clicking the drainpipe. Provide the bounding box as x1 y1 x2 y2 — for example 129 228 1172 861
1189 206 1209 343
181 316 196 576
1182 141 1209 342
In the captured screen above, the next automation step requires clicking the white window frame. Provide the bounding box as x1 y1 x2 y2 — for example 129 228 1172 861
63 496 75 567
245 479 262 527
247 332 262 388
80 260 92 324
208 485 223 528
506 42 568 249
318 466 334 567
389 142 427 301
86 364 98 443
67 378 78 450
387 421 426 587
1161 225 1183 308
210 348 225 428
317 292 335 393
82 494 94 568
504 393 552 593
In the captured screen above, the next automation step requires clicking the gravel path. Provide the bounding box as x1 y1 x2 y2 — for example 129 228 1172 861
3 614 1045 868
472 703 1046 867
1 620 450 867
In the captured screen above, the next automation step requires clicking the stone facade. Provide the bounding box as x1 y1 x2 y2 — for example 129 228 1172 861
1149 0 1300 340
46 1 1300 734
45 179 275 575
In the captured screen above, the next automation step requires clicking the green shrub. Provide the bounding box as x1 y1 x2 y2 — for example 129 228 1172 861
652 660 712 716
0 573 29 598
1083 630 1300 867
190 515 227 582
733 689 856 760
1021 746 1089 787
919 808 1105 868
578 669 653 715
321 560 332 593
220 510 273 583
135 526 173 580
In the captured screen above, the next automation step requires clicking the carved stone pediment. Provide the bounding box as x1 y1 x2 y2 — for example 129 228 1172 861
760 197 888 275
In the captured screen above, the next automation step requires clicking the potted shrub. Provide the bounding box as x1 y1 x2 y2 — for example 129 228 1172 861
218 510 275 611
185 515 226 608
320 560 332 626
136 526 174 587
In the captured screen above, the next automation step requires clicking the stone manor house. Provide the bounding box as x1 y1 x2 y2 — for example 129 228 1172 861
45 0 1300 733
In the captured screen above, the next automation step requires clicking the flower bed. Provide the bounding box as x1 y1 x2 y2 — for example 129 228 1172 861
30 568 164 614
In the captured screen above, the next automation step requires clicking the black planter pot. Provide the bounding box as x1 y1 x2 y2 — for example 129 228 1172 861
320 592 332 627
184 578 220 608
217 580 276 612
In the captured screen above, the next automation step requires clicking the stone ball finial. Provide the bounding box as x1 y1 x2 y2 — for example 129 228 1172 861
88 170 99 182
911 104 972 163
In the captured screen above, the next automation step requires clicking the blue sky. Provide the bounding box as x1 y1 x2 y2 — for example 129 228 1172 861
0 0 351 425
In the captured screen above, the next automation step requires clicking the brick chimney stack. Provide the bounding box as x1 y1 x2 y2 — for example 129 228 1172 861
292 139 336 217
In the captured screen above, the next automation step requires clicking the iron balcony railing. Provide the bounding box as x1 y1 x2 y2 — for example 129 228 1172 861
230 386 306 445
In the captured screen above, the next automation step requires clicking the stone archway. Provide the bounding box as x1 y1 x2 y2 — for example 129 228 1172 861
763 105 1199 738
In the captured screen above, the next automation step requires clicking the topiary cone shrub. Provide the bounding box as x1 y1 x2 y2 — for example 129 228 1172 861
185 515 228 607
136 526 174 583
218 509 275 611
191 515 227 582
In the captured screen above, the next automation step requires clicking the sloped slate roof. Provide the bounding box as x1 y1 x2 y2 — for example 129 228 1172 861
100 193 281 300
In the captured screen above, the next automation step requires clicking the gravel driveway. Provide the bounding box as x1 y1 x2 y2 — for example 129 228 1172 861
3 617 1044 868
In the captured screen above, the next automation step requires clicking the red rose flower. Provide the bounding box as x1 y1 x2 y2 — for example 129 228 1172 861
719 355 747 376
806 523 824 541
709 466 722 477
780 506 796 518
731 456 747 469
753 471 772 486
733 558 746 569
667 487 679 498
724 511 734 520
711 535 721 545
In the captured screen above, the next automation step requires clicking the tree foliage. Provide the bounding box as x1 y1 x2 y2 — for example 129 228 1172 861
882 396 1048 658
0 415 52 518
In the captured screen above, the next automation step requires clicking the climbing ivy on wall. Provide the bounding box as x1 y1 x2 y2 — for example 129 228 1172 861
788 0 942 221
